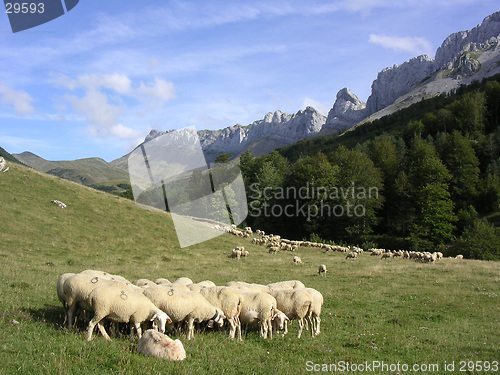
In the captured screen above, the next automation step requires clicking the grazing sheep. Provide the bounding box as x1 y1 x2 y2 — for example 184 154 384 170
63 273 132 329
346 252 358 260
172 277 193 286
200 286 244 341
268 246 279 254
137 329 186 361
293 256 303 265
134 279 156 288
239 291 278 339
381 252 393 260
301 288 324 336
230 249 242 260
318 264 327 277
86 285 171 341
225 281 270 293
155 278 171 285
456 254 464 260
56 272 76 322
267 280 306 290
143 286 225 340
268 289 313 338
271 309 290 335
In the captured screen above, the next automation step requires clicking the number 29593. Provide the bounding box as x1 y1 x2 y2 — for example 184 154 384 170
6 2 45 14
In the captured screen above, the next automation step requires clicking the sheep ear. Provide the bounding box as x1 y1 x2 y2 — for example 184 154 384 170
150 313 158 322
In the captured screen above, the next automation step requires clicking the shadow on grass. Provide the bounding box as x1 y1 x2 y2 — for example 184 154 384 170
24 304 67 331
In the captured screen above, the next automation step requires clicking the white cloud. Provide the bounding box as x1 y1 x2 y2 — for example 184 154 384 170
137 77 176 103
369 34 433 56
66 89 125 127
0 84 35 116
79 73 133 95
302 97 329 116
110 124 141 140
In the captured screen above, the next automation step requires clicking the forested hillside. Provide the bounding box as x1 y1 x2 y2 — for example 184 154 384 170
239 75 500 259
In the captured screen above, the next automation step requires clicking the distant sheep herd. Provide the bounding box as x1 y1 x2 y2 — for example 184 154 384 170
227 224 465 263
57 268 324 361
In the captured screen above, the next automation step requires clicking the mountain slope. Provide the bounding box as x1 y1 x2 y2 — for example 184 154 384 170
13 151 130 193
322 11 500 134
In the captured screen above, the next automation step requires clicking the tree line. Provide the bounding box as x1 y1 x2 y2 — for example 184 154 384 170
238 76 500 260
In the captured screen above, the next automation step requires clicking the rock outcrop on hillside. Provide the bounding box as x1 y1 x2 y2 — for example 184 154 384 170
319 88 367 135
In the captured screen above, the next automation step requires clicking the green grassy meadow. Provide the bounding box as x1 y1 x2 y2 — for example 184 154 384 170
0 163 499 374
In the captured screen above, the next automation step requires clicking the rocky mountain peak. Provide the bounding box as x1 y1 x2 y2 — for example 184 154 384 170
435 11 500 69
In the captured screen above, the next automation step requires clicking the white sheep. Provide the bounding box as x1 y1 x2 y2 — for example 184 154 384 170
381 252 393 260
143 286 225 340
86 285 171 341
200 286 245 341
134 279 156 288
239 291 278 339
293 256 303 265
271 309 290 335
225 281 270 293
455 254 464 260
230 249 242 260
137 329 186 361
267 280 306 290
63 273 131 329
268 246 279 254
268 289 313 338
301 288 324 337
172 277 194 286
155 278 171 285
318 264 327 277
56 272 75 322
346 252 358 260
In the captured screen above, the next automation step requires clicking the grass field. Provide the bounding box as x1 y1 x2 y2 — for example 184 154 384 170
0 163 499 374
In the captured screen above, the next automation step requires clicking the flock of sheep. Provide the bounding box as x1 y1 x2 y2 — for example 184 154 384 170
56 269 324 360
227 225 464 264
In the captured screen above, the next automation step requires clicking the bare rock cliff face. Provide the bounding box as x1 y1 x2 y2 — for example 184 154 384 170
365 55 436 115
435 12 500 69
320 88 367 135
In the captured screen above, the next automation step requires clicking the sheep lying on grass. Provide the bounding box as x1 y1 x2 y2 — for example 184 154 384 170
143 286 225 340
86 285 171 341
137 329 186 361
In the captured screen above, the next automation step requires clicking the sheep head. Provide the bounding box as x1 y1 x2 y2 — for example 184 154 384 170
151 311 172 333
272 309 290 331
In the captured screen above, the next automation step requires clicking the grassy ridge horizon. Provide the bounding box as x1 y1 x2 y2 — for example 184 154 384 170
0 162 499 374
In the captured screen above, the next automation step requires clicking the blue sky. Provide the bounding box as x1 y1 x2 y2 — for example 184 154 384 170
0 0 498 162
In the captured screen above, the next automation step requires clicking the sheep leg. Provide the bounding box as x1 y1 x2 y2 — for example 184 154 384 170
86 316 103 341
132 322 142 339
187 318 195 340
236 317 242 342
297 318 304 339
228 317 236 339
67 303 77 330
314 316 321 336
97 321 111 341
259 321 267 339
